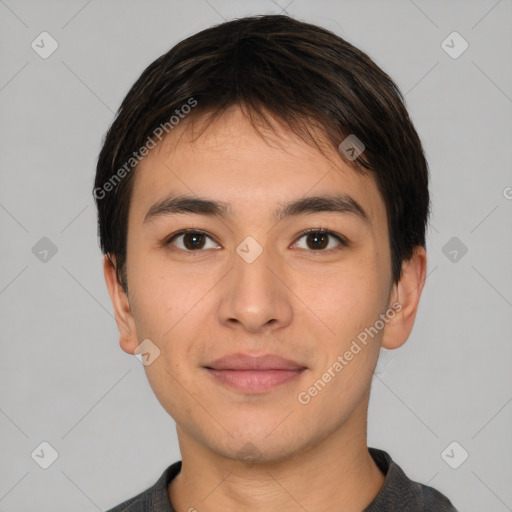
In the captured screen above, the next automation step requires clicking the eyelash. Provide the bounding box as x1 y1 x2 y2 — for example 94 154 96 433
164 228 348 254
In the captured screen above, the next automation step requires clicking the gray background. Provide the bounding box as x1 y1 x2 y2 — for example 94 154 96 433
1 0 511 510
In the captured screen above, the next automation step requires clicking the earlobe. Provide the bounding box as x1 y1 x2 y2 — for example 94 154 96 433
381 246 427 350
103 255 139 355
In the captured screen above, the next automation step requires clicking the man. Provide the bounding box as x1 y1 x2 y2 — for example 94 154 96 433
95 14 458 511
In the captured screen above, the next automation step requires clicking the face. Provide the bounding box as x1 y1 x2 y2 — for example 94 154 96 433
106 106 421 464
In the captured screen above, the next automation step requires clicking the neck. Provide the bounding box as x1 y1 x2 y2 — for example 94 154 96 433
168 402 385 512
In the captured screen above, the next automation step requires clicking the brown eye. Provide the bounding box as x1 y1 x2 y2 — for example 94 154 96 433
182 233 206 250
305 232 329 250
167 231 220 251
294 229 347 251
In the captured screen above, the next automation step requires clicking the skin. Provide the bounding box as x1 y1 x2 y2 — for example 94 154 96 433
104 105 427 512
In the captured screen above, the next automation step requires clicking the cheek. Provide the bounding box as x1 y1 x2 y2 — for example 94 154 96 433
298 261 387 339
127 277 171 340
126 255 216 391
127 247 199 336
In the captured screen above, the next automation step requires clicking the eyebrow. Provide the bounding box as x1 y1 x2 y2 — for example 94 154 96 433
143 193 369 225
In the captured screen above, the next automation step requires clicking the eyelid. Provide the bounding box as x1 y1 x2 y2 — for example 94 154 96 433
164 228 220 250
292 228 349 250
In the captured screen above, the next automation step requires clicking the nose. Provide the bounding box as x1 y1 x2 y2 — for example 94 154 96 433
217 241 293 334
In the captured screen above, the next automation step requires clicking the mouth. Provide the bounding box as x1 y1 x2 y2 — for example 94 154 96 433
204 353 308 393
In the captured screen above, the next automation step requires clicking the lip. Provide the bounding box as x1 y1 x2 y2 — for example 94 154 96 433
206 353 307 371
204 353 307 393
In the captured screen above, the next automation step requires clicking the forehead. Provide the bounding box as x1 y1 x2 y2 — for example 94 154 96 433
130 106 386 227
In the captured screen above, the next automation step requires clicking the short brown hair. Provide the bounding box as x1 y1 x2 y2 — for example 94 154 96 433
94 14 430 293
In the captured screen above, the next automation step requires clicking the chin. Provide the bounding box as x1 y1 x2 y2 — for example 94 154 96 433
206 423 311 465
219 439 303 466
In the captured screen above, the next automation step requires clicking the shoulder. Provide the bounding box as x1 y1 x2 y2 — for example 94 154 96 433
105 494 144 512
419 481 458 511
105 461 182 512
366 448 458 511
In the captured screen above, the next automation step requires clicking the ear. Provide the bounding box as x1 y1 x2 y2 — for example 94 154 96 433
381 246 427 350
103 255 139 355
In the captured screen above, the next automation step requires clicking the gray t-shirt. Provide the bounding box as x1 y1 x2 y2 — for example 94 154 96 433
106 448 458 511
